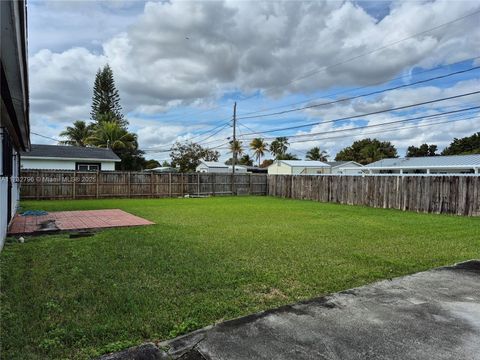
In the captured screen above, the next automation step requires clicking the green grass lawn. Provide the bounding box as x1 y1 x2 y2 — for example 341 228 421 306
1 197 479 359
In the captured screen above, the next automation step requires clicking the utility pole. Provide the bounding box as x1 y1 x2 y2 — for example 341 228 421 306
232 102 237 196
232 102 237 174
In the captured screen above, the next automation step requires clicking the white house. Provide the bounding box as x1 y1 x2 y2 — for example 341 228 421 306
196 161 248 173
21 144 121 171
268 160 330 175
326 161 364 174
1 0 29 249
362 155 480 174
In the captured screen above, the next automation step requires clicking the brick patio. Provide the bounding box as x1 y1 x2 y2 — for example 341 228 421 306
8 209 154 235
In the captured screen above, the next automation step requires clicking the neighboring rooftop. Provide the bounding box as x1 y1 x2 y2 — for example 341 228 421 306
366 154 480 169
327 161 362 167
199 161 228 168
21 144 120 161
278 160 330 167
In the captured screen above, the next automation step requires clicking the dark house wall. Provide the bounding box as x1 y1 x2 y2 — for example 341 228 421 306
1 0 30 248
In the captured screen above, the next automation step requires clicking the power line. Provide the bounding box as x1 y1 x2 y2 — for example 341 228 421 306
287 115 480 146
192 122 231 143
239 106 480 142
237 90 480 136
235 55 480 118
233 8 480 103
31 132 60 142
142 121 231 152
236 66 480 121
183 120 231 143
133 10 480 133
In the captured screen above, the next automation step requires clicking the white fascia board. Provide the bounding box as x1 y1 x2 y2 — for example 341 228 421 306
22 156 121 162
332 161 363 168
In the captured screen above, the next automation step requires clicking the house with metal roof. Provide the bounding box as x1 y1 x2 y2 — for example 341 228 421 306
20 144 121 171
268 160 330 175
196 161 247 173
362 155 480 174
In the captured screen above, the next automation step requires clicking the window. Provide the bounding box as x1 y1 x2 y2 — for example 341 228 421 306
76 163 100 171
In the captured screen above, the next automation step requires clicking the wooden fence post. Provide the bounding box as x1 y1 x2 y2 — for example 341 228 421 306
127 172 131 198
249 173 253 195
169 173 172 198
72 171 76 200
212 174 216 196
150 172 154 198
96 171 100 199
181 173 184 197
197 174 200 196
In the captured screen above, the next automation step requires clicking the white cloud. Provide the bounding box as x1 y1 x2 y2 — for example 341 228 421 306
27 0 480 158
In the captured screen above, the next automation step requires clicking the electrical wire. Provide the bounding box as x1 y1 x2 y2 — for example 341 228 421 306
31 132 61 142
238 106 480 142
233 9 480 103
237 90 480 136
287 115 480 145
236 55 480 117
236 66 480 121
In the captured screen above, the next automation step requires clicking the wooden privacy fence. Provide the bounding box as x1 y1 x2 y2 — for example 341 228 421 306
20 170 268 200
268 175 480 216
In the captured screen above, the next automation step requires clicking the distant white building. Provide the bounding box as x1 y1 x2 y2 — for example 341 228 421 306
362 155 480 174
145 167 178 173
268 160 330 175
196 161 248 173
21 144 120 171
326 161 364 174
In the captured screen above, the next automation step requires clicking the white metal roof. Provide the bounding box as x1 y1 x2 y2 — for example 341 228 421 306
327 161 363 168
365 155 480 169
279 160 330 167
199 161 228 168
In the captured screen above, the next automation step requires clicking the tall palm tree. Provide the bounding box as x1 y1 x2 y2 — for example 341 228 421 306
269 137 289 159
250 138 268 166
306 146 328 162
229 140 244 164
86 121 137 150
59 120 93 147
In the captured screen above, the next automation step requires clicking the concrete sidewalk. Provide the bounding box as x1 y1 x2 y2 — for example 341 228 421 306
100 261 480 360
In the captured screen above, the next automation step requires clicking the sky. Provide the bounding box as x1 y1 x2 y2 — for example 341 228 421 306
27 0 480 163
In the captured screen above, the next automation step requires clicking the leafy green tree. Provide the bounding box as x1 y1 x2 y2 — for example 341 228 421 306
228 140 244 165
144 159 161 169
95 112 126 126
306 146 328 161
91 64 127 127
170 142 220 172
335 138 397 165
225 154 253 166
441 132 480 155
277 153 299 160
116 148 148 171
229 140 244 156
59 120 93 147
249 138 268 166
269 137 289 159
260 159 274 168
406 143 437 157
86 121 137 151
161 160 171 167
85 121 145 170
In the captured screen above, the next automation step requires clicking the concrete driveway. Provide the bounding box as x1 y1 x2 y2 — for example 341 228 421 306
100 260 480 360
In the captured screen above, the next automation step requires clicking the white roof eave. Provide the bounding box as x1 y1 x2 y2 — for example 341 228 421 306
22 156 121 162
